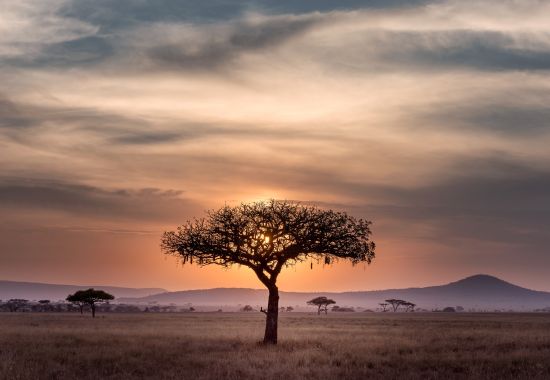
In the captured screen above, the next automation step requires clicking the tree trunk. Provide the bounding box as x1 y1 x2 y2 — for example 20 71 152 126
263 287 279 344
317 305 321 315
79 305 84 314
91 304 96 318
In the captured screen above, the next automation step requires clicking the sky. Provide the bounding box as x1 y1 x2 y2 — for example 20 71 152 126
1 0 549 292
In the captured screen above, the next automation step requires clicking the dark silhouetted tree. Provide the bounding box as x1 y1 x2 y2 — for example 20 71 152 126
35 299 52 312
379 302 389 312
241 305 254 312
161 200 376 344
66 289 114 318
66 295 86 314
6 299 28 312
385 299 407 312
307 296 337 315
403 302 416 312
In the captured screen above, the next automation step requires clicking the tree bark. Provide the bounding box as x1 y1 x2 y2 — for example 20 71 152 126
263 286 279 344
91 304 96 318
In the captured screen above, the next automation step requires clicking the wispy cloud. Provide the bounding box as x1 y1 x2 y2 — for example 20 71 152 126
0 0 98 59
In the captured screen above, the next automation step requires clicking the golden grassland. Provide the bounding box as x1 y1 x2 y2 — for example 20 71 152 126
1 312 550 379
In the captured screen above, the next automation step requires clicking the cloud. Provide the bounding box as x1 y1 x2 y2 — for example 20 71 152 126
57 0 430 31
0 0 98 59
23 36 114 67
0 178 201 224
138 14 323 72
346 157 550 250
367 30 550 72
0 97 38 129
0 94 345 147
294 28 550 75
420 101 550 136
0 95 151 148
8 1 550 75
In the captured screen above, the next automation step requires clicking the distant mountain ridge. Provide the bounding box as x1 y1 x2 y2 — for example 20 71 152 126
0 280 166 301
2 275 550 311
116 274 550 311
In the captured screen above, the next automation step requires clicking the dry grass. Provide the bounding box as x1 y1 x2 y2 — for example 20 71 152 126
1 312 549 379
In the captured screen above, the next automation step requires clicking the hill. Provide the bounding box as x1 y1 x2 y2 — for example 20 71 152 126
0 280 166 301
118 275 550 311
3 275 549 311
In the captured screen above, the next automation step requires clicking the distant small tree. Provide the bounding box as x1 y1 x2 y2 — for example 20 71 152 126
455 306 464 312
66 289 114 318
36 299 52 312
442 306 456 313
286 306 294 312
6 299 28 312
379 302 389 312
403 302 416 312
160 305 177 313
307 296 336 315
385 299 407 312
241 305 254 312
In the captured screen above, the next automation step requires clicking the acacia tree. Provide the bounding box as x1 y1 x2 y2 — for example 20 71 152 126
385 299 407 312
67 295 86 314
307 296 337 315
6 299 28 312
403 302 416 312
162 200 376 344
379 302 389 312
66 289 114 318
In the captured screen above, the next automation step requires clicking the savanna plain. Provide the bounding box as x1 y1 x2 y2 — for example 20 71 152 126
1 312 549 380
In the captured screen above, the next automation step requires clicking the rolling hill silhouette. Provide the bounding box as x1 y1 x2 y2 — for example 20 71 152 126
2 275 549 310
116 274 550 311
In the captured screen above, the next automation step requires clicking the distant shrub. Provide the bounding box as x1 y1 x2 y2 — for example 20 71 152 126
442 307 456 312
241 305 254 312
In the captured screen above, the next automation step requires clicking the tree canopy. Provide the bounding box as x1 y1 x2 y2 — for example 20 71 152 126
307 296 337 315
162 199 376 344
66 289 114 318
5 299 28 312
384 299 417 312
